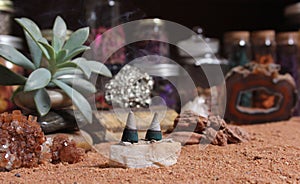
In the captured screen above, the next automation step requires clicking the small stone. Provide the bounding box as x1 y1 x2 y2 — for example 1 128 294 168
14 173 21 177
174 111 208 133
50 134 85 164
46 130 93 151
109 140 181 168
211 130 228 146
225 126 250 144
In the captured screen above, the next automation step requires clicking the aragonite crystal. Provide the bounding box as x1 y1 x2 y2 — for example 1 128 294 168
0 110 45 170
0 110 84 171
50 134 84 164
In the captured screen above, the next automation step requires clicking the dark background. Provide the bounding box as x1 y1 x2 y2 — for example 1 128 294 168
12 0 300 40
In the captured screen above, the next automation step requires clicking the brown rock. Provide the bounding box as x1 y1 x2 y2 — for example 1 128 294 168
50 135 85 164
225 126 250 144
171 111 249 146
174 110 208 133
207 115 227 130
46 131 93 151
211 130 228 146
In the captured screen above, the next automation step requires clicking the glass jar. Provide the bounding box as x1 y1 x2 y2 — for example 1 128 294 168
0 0 13 35
251 30 276 64
176 27 227 116
251 30 277 109
0 35 23 113
276 32 298 80
284 2 300 30
223 31 251 68
85 0 126 67
128 18 170 63
177 26 220 64
224 31 252 107
85 0 126 109
276 31 299 115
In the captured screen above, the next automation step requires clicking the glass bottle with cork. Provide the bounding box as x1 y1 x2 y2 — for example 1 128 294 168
223 31 252 107
276 31 299 115
251 30 277 109
223 31 251 69
251 30 276 64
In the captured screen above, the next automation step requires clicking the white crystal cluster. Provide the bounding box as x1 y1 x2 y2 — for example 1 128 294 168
105 65 154 108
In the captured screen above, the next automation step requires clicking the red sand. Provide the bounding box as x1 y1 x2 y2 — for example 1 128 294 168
0 118 299 183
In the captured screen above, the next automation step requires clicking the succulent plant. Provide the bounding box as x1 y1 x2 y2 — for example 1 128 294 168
0 16 112 123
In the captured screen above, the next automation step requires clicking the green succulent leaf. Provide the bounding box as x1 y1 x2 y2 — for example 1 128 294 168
63 45 89 61
53 67 83 78
0 44 36 70
71 57 92 78
25 32 42 68
52 79 93 124
38 39 56 62
63 27 89 51
15 18 53 62
0 64 26 85
24 68 51 91
53 16 67 52
86 60 112 77
56 50 68 63
59 78 97 94
56 61 77 69
34 88 51 116
15 18 43 42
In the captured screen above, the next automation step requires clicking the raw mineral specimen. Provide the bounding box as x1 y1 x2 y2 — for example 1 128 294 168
110 140 181 168
104 65 154 108
0 110 84 171
50 135 84 164
171 110 249 146
0 110 45 170
225 62 297 123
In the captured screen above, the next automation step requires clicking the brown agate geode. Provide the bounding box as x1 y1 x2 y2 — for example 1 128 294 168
225 62 297 124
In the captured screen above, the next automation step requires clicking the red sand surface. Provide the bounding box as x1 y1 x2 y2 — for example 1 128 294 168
0 118 299 183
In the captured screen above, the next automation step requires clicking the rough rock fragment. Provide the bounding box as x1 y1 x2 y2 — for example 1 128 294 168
50 135 85 164
0 111 85 171
174 110 208 133
171 110 249 146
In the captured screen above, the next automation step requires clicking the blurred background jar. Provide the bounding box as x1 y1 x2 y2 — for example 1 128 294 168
284 2 300 30
251 30 276 64
0 35 23 113
85 0 126 109
251 30 277 109
276 32 298 81
223 31 251 69
276 31 299 115
0 0 13 35
176 27 228 116
128 18 170 63
223 31 252 107
130 19 179 111
85 0 126 73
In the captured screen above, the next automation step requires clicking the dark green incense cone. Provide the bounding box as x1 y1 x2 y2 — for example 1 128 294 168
121 111 138 143
145 130 162 141
121 128 138 143
145 112 162 141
